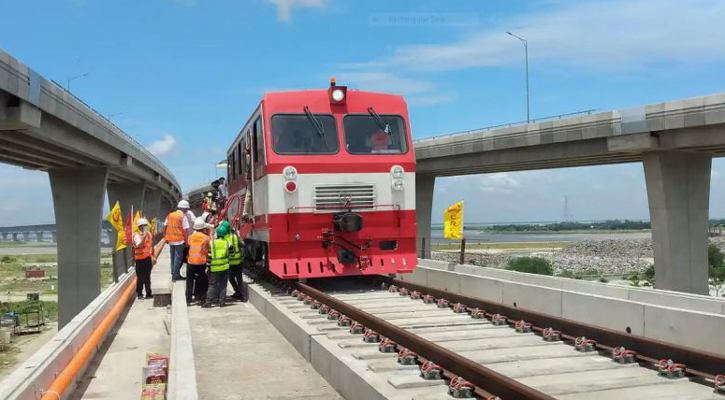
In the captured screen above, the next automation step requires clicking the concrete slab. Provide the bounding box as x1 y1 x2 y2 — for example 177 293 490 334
187 292 341 400
69 297 169 400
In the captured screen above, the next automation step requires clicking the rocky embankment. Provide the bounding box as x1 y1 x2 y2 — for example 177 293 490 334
431 237 725 275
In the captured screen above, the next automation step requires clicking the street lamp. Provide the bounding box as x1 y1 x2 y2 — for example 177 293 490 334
506 31 530 123
67 72 89 91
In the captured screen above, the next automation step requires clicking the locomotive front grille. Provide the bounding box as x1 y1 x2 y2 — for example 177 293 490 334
314 184 375 211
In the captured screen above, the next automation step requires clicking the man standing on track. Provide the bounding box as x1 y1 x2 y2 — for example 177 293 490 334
133 218 154 299
186 218 210 306
163 200 190 281
203 226 231 308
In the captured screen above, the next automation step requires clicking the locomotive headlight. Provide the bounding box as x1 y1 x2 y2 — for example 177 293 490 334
283 166 297 181
392 178 404 191
331 88 345 102
390 165 404 179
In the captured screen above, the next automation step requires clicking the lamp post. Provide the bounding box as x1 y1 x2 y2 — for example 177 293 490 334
506 31 529 123
67 72 89 91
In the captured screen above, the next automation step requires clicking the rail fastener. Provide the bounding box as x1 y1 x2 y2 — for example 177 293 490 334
379 338 397 353
491 314 508 326
397 348 418 365
452 303 468 313
574 337 597 352
349 321 365 334
612 347 638 364
514 320 533 333
449 376 475 399
658 359 687 379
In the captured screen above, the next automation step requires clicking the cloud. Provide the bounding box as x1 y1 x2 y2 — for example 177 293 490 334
349 0 725 72
147 134 178 156
477 173 521 194
263 0 329 22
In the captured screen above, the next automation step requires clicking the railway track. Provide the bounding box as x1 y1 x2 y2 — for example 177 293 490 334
248 267 725 399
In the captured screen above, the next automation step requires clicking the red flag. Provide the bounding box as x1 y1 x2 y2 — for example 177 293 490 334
125 207 134 246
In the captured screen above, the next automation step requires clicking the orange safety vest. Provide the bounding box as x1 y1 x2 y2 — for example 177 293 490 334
187 231 209 265
134 231 153 260
164 210 185 242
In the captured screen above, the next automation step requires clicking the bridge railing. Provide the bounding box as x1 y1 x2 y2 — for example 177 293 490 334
414 109 598 144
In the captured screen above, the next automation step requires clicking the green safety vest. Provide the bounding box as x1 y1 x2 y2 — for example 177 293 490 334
226 233 242 266
209 238 230 272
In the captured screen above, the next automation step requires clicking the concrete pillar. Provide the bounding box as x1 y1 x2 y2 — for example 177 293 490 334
12 233 18 241
49 167 108 328
0 233 6 241
143 189 162 221
21 232 29 241
161 197 174 218
107 182 146 253
416 174 436 259
36 231 44 242
51 231 57 243
643 151 711 294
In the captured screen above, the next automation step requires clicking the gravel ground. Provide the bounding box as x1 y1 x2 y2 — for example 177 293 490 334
431 236 725 276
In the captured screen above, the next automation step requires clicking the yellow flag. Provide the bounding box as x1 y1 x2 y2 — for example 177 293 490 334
106 201 126 251
150 217 158 235
444 201 464 240
133 210 141 235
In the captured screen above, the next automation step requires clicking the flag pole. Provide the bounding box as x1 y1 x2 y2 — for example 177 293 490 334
459 201 465 265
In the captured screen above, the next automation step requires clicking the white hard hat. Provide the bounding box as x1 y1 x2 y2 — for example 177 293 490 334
193 217 208 230
137 218 149 227
177 200 190 209
207 192 213 196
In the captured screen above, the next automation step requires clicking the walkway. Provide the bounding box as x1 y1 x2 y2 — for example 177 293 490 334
70 247 172 400
187 293 342 400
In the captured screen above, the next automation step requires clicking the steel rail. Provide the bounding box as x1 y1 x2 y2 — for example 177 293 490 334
291 280 555 400
385 277 725 380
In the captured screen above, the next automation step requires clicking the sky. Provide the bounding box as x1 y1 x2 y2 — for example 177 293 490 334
2 0 725 225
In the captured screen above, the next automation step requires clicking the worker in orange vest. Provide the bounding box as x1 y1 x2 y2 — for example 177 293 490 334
133 218 154 299
164 200 191 281
186 218 211 306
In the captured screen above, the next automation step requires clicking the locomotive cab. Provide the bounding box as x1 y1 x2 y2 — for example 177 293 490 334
226 80 417 279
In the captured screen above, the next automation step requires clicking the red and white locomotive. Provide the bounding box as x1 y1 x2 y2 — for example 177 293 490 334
223 79 416 279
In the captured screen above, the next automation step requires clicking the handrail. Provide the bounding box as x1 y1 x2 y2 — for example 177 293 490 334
415 109 598 144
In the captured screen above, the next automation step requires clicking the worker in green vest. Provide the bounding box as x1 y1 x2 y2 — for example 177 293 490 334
202 226 232 308
224 223 246 302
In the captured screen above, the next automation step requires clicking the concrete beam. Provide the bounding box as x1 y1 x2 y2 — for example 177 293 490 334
643 151 711 294
415 174 436 258
49 167 108 327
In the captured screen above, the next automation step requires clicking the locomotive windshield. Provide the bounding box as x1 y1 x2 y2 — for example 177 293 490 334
271 114 339 154
343 115 408 154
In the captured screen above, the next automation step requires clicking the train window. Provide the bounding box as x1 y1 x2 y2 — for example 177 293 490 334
231 151 237 180
236 142 242 177
343 115 408 154
254 118 265 165
270 114 339 154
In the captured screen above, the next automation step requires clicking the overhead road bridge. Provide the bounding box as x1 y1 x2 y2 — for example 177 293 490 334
0 47 181 327
0 221 113 242
415 92 725 295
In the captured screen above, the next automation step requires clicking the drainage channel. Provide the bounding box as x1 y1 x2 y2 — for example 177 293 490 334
251 269 725 399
